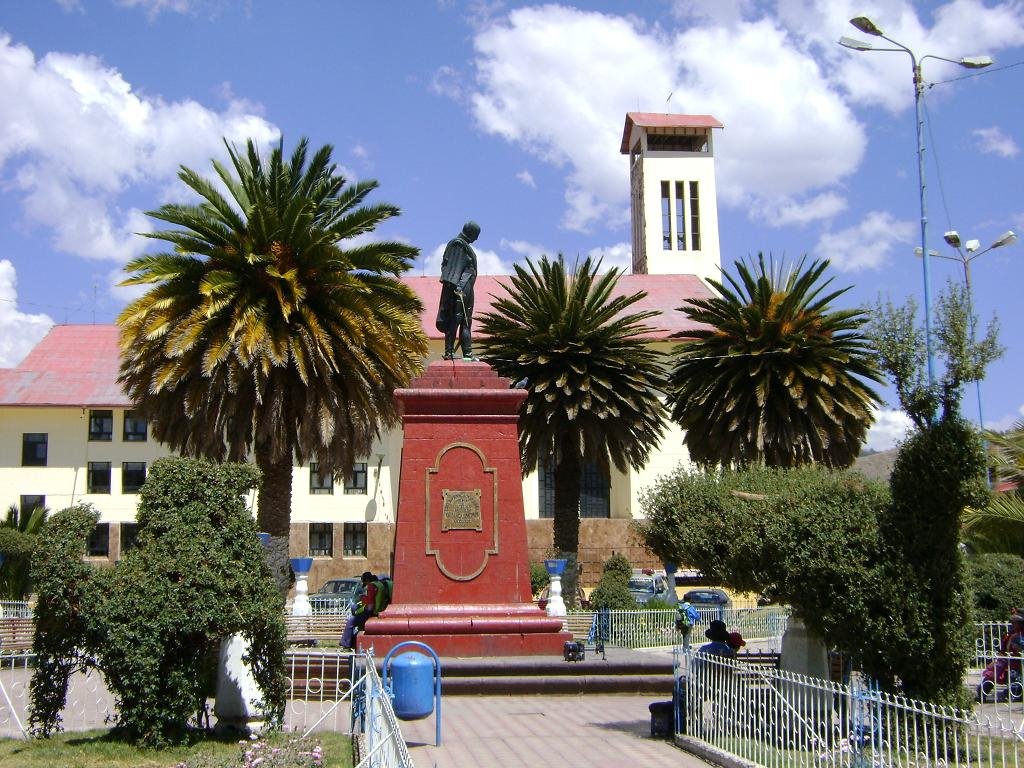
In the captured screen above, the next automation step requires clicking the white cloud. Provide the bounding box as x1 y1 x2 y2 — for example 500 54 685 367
500 238 551 262
430 65 466 100
672 0 757 26
985 404 1024 433
814 211 916 271
352 144 369 159
753 192 848 228
974 126 1020 158
864 407 913 452
422 242 513 276
115 0 195 16
587 242 633 272
515 169 536 188
468 6 864 232
0 260 54 368
0 34 279 266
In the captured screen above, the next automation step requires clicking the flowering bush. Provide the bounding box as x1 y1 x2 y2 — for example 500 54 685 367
176 736 325 768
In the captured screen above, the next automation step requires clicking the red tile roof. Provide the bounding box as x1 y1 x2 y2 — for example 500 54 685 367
0 325 129 407
0 275 713 406
405 274 712 340
620 112 724 154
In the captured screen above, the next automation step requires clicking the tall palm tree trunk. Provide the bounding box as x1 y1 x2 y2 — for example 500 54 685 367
255 441 293 594
552 451 582 555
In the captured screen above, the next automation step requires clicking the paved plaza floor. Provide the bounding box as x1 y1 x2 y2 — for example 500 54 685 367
398 693 710 768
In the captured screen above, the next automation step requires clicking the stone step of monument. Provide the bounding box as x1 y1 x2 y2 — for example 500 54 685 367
439 673 673 696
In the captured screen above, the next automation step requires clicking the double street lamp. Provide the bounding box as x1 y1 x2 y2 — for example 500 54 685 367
839 16 993 385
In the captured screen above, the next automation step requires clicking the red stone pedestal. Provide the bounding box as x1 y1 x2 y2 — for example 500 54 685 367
359 360 570 656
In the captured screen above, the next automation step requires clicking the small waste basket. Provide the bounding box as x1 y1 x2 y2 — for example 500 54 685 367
390 651 434 720
649 700 674 738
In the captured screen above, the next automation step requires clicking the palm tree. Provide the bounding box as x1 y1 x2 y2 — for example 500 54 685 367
963 421 1024 554
476 255 668 560
0 503 47 599
668 254 882 469
118 138 427 586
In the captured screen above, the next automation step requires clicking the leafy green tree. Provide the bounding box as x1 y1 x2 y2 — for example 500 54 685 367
867 281 1002 429
668 254 882 469
29 458 286 746
118 138 427 587
0 503 46 599
865 280 1001 706
966 552 1024 622
589 553 638 610
476 254 668 577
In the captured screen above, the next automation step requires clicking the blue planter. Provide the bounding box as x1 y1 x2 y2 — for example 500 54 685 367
257 532 271 548
290 557 313 574
544 558 567 576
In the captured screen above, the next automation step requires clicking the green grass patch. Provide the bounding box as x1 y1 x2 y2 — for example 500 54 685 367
0 729 353 768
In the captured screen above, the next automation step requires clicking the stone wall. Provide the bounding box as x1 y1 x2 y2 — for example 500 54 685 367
525 519 660 585
289 521 396 591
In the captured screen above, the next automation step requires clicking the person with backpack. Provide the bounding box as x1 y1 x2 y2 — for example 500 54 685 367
340 571 389 650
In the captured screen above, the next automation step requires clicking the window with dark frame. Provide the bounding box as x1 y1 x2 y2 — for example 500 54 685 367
120 522 139 553
342 522 367 557
344 463 368 495
123 410 148 442
674 181 687 251
537 454 610 519
19 495 45 517
689 181 701 251
122 462 147 494
309 463 334 495
87 462 112 494
87 524 110 557
309 523 333 557
21 433 48 466
660 181 671 250
88 409 113 441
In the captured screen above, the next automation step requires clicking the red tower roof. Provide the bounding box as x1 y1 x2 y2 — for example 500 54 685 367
620 112 724 154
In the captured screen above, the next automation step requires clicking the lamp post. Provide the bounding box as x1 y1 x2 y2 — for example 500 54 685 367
839 17 992 385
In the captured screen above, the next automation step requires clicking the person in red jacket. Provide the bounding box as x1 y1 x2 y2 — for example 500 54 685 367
340 571 383 650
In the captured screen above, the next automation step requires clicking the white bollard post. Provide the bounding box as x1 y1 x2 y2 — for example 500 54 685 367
544 558 567 618
290 557 313 617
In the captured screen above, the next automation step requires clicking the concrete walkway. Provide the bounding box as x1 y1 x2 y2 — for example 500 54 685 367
397 693 711 768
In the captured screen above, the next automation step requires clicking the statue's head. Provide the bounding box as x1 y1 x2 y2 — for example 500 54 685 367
462 221 481 243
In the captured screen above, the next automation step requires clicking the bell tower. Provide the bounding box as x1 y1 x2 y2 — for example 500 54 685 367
620 113 723 280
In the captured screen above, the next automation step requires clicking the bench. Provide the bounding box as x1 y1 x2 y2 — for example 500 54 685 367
733 650 849 685
0 617 34 651
285 615 348 647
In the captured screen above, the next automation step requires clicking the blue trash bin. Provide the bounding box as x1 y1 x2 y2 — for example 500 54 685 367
390 651 435 720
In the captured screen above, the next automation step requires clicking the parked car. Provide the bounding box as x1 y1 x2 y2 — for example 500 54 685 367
682 588 731 608
309 577 361 614
628 573 669 605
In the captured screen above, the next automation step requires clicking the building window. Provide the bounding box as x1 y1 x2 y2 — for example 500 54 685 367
87 524 110 557
309 523 334 557
660 181 671 250
674 181 687 251
689 181 701 251
19 495 45 517
309 463 334 495
123 410 148 442
89 409 113 441
21 433 48 466
88 462 112 494
344 463 368 495
120 523 139 553
343 522 367 557
537 455 610 520
122 462 147 494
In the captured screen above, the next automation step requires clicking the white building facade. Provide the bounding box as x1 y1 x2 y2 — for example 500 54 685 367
0 113 724 585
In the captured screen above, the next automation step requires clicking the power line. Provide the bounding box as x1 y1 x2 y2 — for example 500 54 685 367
927 59 1024 88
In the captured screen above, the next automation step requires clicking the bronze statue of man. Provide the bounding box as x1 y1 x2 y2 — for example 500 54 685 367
435 221 480 360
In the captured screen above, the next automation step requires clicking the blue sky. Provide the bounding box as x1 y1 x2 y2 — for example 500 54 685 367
1 0 1022 450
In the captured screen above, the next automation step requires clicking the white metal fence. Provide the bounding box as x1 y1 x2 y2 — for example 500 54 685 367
676 649 1024 768
570 606 790 649
0 601 32 619
352 654 416 768
0 648 414 768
